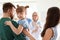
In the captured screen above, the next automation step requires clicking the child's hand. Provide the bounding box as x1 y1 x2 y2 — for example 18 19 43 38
5 21 12 26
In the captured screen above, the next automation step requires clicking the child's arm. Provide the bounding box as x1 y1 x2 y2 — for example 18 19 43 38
5 21 23 35
5 21 35 40
22 29 35 40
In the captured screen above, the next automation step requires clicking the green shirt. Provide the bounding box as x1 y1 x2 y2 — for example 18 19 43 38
0 18 26 40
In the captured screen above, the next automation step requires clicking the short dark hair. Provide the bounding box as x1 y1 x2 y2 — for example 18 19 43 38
3 2 15 13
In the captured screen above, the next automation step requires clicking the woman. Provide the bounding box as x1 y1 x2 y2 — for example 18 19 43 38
41 7 60 40
29 12 41 40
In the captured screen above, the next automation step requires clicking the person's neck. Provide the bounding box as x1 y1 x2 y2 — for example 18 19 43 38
3 13 10 18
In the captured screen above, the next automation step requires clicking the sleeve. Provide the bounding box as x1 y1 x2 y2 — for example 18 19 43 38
29 22 33 33
37 22 42 33
17 20 23 25
18 20 28 29
23 21 29 29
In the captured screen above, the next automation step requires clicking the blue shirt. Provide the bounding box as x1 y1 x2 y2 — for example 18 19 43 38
26 18 31 24
18 19 29 29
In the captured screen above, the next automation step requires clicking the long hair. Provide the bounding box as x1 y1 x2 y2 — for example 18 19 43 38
41 7 60 37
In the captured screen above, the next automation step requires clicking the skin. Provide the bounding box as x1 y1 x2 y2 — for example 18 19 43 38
32 12 39 22
42 28 53 40
17 11 26 20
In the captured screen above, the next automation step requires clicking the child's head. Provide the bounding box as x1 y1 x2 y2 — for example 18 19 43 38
16 5 29 20
32 12 39 22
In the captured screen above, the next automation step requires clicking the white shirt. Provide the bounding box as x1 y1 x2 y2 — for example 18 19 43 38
29 21 42 40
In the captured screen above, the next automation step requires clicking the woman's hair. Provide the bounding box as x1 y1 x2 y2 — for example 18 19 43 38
16 5 29 13
41 7 60 37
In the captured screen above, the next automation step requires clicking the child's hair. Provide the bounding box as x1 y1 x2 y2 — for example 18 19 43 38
16 5 29 14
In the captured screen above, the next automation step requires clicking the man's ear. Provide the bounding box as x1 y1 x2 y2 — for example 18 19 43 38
25 5 29 9
8 9 12 13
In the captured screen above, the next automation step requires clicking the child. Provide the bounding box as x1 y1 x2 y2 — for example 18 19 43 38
5 5 35 40
29 12 42 40
0 2 16 40
16 5 30 40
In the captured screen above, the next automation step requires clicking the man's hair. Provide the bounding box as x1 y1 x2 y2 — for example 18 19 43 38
3 2 15 13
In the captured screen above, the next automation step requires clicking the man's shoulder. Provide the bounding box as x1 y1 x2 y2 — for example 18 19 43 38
0 18 11 21
0 18 5 23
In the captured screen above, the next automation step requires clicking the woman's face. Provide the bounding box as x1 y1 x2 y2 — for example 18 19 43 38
32 13 39 22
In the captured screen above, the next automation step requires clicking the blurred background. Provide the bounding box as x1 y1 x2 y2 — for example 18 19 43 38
0 0 60 40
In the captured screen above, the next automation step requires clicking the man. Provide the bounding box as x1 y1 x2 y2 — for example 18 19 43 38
29 12 42 40
0 2 35 40
0 2 24 40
